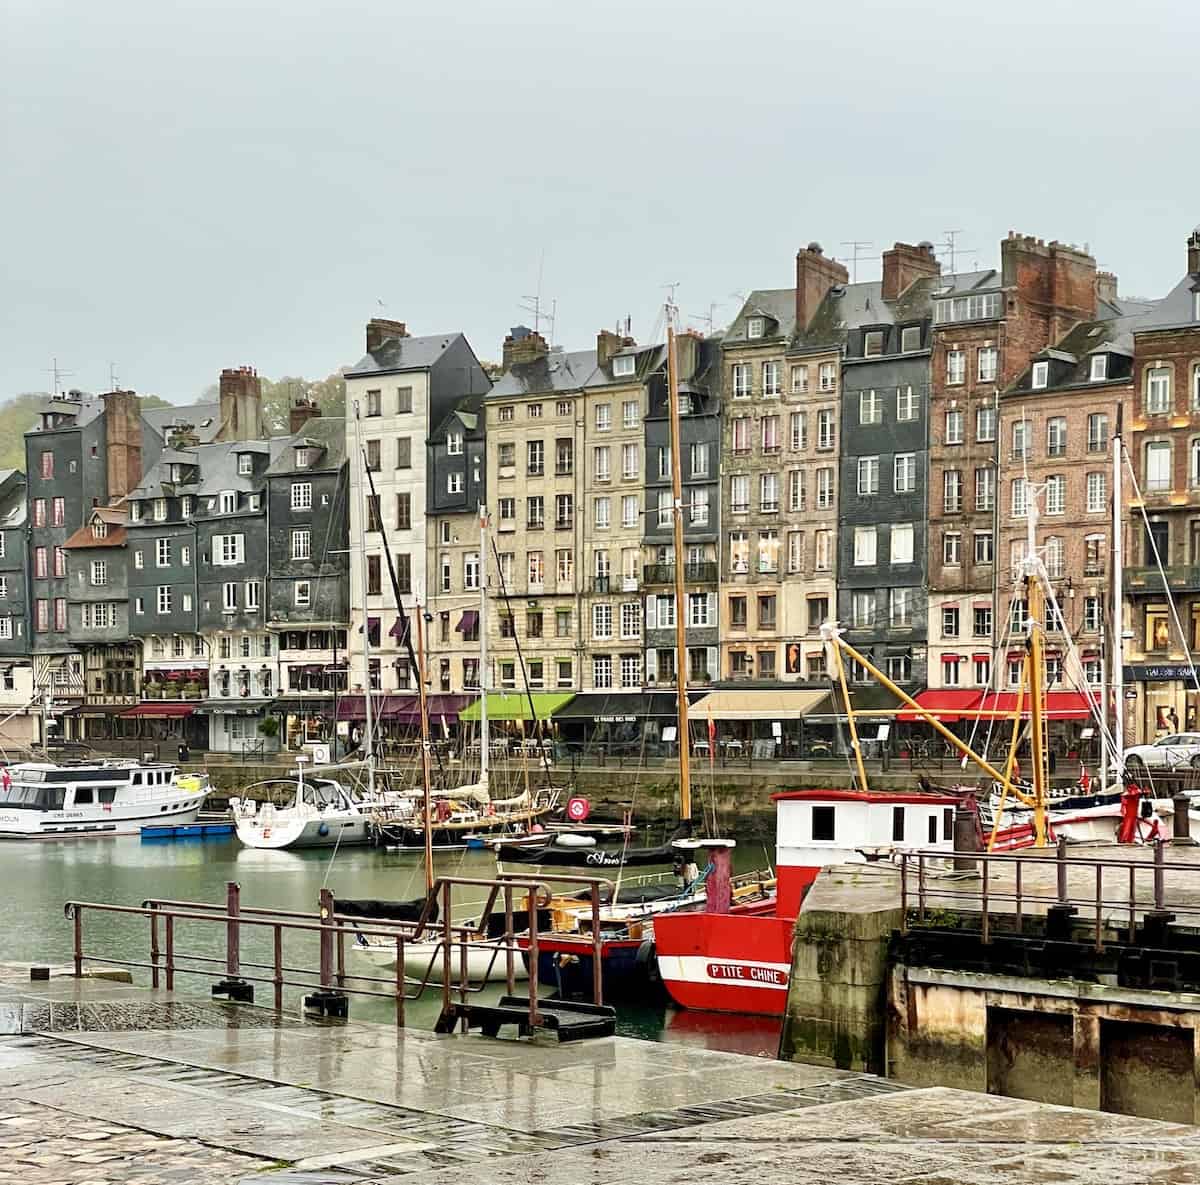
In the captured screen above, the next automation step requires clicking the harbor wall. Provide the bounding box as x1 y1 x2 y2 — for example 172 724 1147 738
887 966 1200 1124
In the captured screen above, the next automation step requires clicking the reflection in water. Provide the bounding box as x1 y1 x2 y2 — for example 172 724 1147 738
1 835 781 1054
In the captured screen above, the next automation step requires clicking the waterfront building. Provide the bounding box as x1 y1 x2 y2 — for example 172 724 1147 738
265 402 350 748
1123 228 1200 741
0 469 35 747
343 319 490 711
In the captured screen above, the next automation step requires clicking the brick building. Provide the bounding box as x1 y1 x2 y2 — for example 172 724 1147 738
1124 228 1200 741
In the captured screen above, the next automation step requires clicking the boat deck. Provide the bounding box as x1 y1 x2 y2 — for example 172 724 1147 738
0 966 1195 1182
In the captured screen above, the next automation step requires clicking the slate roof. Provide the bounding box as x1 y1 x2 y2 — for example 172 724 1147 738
0 471 26 527
346 332 464 378
931 269 1000 296
265 416 346 476
131 438 286 503
487 348 599 399
725 289 796 345
797 274 942 352
1135 271 1200 334
141 400 221 443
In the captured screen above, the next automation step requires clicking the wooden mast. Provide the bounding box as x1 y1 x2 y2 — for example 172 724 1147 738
414 598 435 890
666 320 691 822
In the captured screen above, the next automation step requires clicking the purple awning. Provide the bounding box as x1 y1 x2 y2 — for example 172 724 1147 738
455 610 479 634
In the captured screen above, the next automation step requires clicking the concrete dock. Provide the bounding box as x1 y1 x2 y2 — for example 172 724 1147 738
0 968 1198 1183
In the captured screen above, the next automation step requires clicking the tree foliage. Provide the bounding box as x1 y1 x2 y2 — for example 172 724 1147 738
200 370 348 435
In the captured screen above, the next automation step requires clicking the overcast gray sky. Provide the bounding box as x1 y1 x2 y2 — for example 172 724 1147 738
3 0 1197 401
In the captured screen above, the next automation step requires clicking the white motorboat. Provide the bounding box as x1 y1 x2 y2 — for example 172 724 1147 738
352 933 529 984
0 760 208 839
234 776 371 850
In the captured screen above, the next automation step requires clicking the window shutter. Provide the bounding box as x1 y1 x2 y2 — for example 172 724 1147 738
706 646 719 677
646 595 657 630
706 592 717 624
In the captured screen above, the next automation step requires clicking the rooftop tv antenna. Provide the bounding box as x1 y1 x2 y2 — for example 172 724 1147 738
688 302 718 334
520 250 557 344
108 362 120 392
840 240 874 283
45 357 73 395
941 229 965 273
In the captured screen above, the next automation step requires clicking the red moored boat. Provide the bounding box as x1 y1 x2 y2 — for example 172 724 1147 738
654 789 960 1016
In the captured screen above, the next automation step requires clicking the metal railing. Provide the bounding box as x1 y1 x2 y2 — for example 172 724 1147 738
899 840 1200 953
64 872 612 1032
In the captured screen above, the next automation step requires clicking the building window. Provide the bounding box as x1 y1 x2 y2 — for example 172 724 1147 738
395 437 412 468
791 364 809 394
850 591 873 628
893 453 916 494
864 330 884 357
1087 413 1108 452
527 440 544 476
976 404 996 442
292 529 311 560
746 316 765 339
1011 477 1028 517
761 415 781 452
1083 596 1102 632
760 473 779 512
555 437 574 476
1045 536 1064 579
594 496 611 529
789 412 807 452
1145 440 1172 491
857 457 879 496
54 547 66 577
527 495 544 529
731 363 751 398
1046 417 1067 457
395 492 411 530
818 362 837 391
214 533 245 565
974 531 994 565
788 470 805 513
54 598 66 631
978 347 998 382
943 469 963 513
463 552 480 591
366 554 382 596
975 467 995 511
1087 471 1107 511
690 488 709 525
816 468 833 509
246 580 261 611
33 498 45 527
943 532 962 566
290 482 312 511
890 523 914 565
447 472 464 495
817 409 835 450
732 417 751 453
943 658 961 687
886 655 912 683
859 389 882 425
594 403 612 432
1147 366 1172 413
896 386 918 421
52 497 65 526
1084 534 1106 576
1032 361 1049 389
853 526 877 567
689 442 707 477
890 588 913 627
900 325 922 352
946 350 965 385
295 581 311 607
788 530 804 572
1089 354 1108 382
943 408 964 445
156 538 170 568
528 402 543 419
942 606 960 637
621 399 638 428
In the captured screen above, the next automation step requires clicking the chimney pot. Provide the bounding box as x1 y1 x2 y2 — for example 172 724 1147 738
365 318 409 354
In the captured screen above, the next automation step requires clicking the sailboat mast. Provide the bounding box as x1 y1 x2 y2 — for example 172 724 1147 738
353 402 377 797
1025 491 1048 847
478 503 489 793
666 322 691 822
415 597 435 891
1111 405 1125 773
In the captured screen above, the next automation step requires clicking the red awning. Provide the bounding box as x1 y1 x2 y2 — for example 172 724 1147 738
974 691 1101 721
389 693 474 726
121 703 196 718
335 694 417 721
897 690 984 723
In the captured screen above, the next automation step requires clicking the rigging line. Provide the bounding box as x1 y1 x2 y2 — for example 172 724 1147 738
1123 447 1200 695
487 534 555 789
359 450 448 786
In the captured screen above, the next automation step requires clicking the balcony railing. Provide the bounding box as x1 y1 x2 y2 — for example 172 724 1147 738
592 576 610 593
642 562 719 585
1127 566 1200 593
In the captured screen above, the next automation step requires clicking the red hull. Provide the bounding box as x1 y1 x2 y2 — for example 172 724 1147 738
654 909 797 1017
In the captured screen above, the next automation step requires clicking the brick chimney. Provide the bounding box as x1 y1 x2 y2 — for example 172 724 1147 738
366 318 409 354
881 241 941 301
1095 271 1119 306
100 389 143 499
217 366 265 443
1001 233 1097 341
795 242 849 331
1189 227 1200 274
290 398 321 434
501 325 550 372
597 329 636 367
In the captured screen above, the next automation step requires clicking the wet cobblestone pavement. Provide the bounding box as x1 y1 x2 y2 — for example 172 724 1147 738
0 973 1196 1182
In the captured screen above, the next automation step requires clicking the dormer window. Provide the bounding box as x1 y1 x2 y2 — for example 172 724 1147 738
612 354 636 377
900 325 922 352
1089 354 1108 382
447 431 464 456
170 464 184 482
153 498 167 522
91 519 107 540
129 501 141 522
1032 361 1049 390
238 454 253 476
181 496 193 516
1193 290 1200 321
864 330 884 357
219 490 236 514
746 317 765 340
295 447 311 469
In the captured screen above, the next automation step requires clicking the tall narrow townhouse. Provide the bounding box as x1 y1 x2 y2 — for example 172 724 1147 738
927 234 1100 696
344 319 490 697
836 243 941 693
427 391 488 700
780 244 850 681
484 327 587 698
266 401 351 748
0 470 36 745
582 330 653 696
62 504 139 742
1124 228 1200 742
997 290 1152 725
643 333 723 690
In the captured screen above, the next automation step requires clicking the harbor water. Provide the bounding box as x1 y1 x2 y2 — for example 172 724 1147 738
0 834 784 1056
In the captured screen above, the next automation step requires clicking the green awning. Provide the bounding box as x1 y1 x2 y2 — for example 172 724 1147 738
459 692 575 723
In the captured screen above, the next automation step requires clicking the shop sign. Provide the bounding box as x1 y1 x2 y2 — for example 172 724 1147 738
1124 664 1197 682
595 714 636 723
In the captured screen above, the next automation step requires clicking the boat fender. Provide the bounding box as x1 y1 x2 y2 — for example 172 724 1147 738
318 823 330 837
636 938 661 984
555 953 580 967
